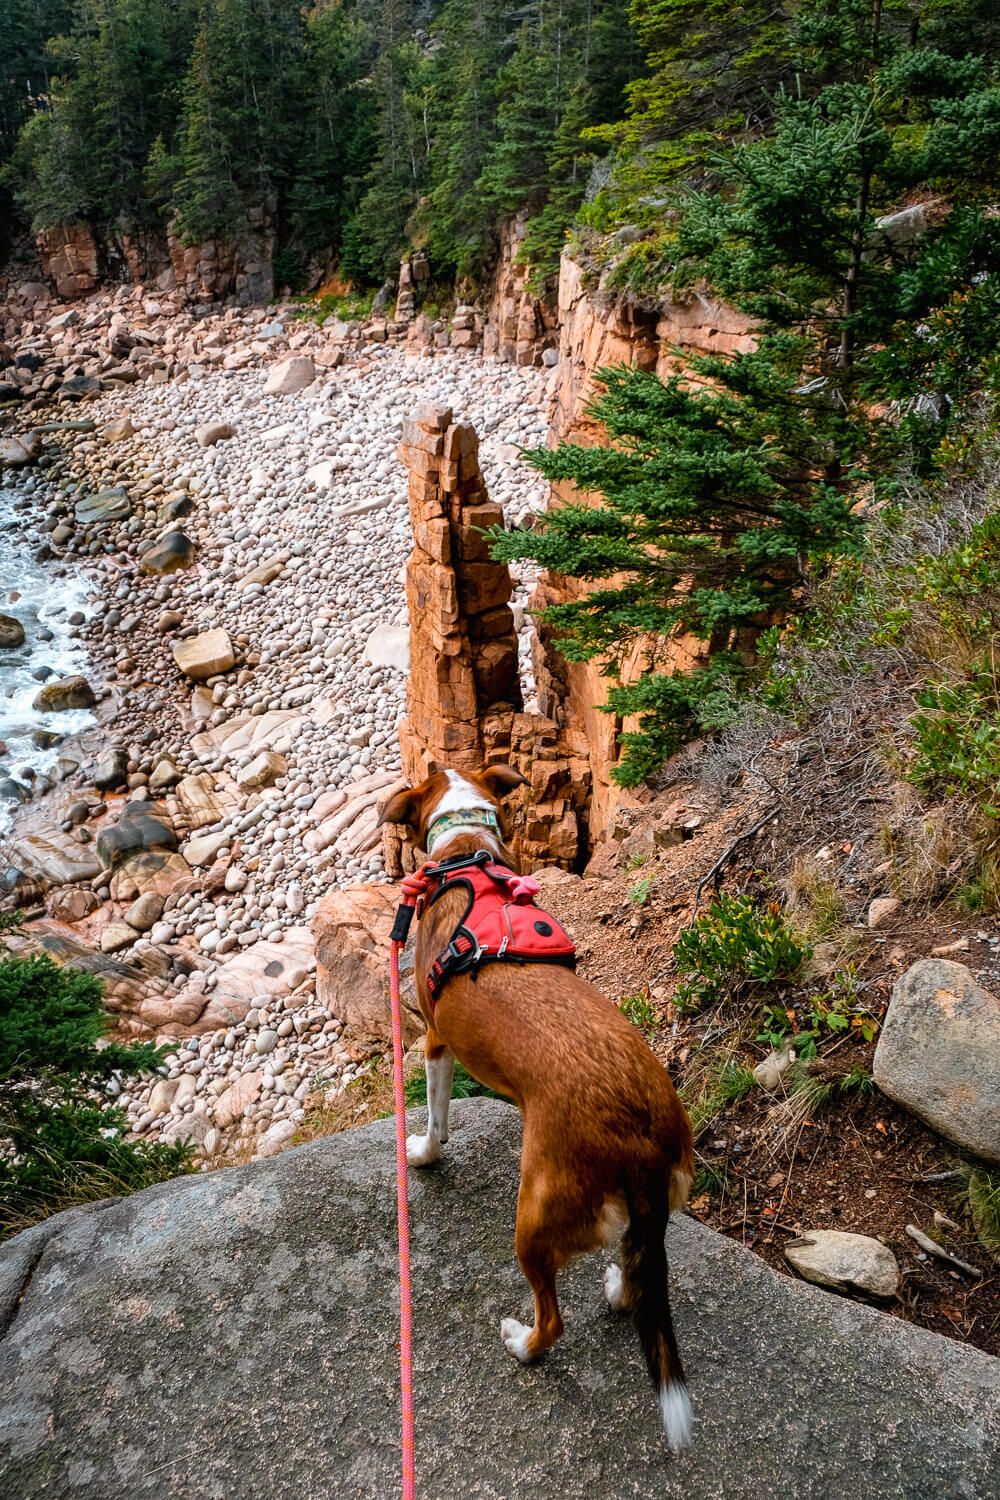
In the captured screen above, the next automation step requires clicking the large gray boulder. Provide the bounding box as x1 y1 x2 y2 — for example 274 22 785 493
0 1101 996 1500
874 959 1000 1162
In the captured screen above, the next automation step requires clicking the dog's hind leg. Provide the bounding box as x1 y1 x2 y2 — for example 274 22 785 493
500 1162 570 1363
500 1233 563 1363
406 1029 454 1168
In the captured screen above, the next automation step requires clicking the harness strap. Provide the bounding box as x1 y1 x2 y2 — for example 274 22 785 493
391 851 576 1004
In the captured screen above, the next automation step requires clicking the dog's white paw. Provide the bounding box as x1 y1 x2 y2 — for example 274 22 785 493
405 1133 440 1168
603 1263 628 1311
500 1318 535 1363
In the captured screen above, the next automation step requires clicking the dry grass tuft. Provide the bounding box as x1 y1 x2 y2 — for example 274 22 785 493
783 855 846 938
293 1061 398 1146
879 793 977 900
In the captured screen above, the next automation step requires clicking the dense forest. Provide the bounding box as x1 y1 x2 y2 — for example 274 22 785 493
2 0 999 777
2 0 995 294
0 0 638 286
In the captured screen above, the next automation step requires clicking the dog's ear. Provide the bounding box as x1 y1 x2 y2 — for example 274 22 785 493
479 764 528 799
377 783 421 829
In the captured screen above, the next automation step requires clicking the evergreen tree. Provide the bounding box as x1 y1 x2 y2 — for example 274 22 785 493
0 950 188 1234
418 0 511 275
283 0 376 271
3 0 196 236
342 0 424 283
494 0 1000 784
169 0 308 246
477 0 637 285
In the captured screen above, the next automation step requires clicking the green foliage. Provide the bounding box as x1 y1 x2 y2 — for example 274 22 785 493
627 876 654 906
491 348 863 783
618 991 657 1035
911 662 1000 817
0 951 186 1236
961 1165 1000 1255
0 1092 190 1235
3 0 198 233
594 0 792 206
894 514 1000 820
0 954 163 1080
673 892 810 1010
492 0 1000 784
299 291 374 325
403 1059 505 1105
682 1058 756 1136
756 966 876 1055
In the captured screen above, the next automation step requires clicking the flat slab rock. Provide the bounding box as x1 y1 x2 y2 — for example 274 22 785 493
1 1101 996 1500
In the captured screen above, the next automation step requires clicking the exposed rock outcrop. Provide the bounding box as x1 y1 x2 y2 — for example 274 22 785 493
314 882 421 1046
395 405 589 870
874 960 1000 1162
35 223 101 300
483 212 560 366
1 1100 997 1500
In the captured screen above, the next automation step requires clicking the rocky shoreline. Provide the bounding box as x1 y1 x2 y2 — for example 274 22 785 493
1 294 550 1161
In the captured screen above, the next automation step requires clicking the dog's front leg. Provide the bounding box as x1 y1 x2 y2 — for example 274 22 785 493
406 1039 454 1167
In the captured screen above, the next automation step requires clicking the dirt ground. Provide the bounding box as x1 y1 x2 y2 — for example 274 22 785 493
558 773 1000 1359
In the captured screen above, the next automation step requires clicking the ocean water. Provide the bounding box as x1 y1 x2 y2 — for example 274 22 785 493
0 477 95 832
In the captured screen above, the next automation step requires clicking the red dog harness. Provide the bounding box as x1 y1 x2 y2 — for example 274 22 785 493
390 849 577 1002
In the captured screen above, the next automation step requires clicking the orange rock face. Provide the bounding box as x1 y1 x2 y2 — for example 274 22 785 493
397 406 521 780
36 224 101 300
395 405 591 874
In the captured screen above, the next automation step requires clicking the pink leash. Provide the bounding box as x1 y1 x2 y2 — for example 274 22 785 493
389 875 427 1500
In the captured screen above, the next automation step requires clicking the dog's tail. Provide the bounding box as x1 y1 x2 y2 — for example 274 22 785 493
622 1151 694 1452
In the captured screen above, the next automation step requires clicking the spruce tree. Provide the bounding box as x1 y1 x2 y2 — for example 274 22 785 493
494 0 1000 784
341 0 424 283
171 0 307 246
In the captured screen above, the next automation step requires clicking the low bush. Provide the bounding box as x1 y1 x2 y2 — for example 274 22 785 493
0 951 189 1237
673 891 810 1011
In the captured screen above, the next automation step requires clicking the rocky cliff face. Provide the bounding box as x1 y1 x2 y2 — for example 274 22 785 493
482 213 560 367
30 216 275 305
394 405 589 873
35 224 102 300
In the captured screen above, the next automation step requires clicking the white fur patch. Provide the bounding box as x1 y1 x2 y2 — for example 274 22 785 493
426 770 500 855
595 1195 629 1247
500 1317 535 1363
603 1264 628 1311
659 1382 693 1452
405 1133 441 1167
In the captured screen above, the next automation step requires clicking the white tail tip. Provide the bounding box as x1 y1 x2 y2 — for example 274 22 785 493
659 1381 693 1452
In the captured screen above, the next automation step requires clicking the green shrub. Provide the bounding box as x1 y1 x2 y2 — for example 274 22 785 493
910 662 1000 817
0 1093 191 1233
404 1060 506 1107
618 992 657 1037
673 892 810 1011
301 291 374 326
0 955 162 1081
756 966 876 1055
0 952 188 1237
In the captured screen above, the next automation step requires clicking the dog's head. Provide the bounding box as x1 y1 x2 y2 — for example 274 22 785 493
377 763 527 857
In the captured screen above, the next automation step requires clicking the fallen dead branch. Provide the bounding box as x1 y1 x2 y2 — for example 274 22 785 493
905 1223 982 1279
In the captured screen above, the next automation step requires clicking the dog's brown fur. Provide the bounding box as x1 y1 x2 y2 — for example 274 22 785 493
379 765 696 1442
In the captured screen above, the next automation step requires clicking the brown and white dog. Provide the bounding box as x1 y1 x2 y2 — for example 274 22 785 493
379 764 696 1450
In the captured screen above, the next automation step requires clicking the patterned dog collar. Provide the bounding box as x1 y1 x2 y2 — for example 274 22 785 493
426 808 500 854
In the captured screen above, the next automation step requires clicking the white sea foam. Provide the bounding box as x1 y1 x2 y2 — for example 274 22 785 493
0 483 94 832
